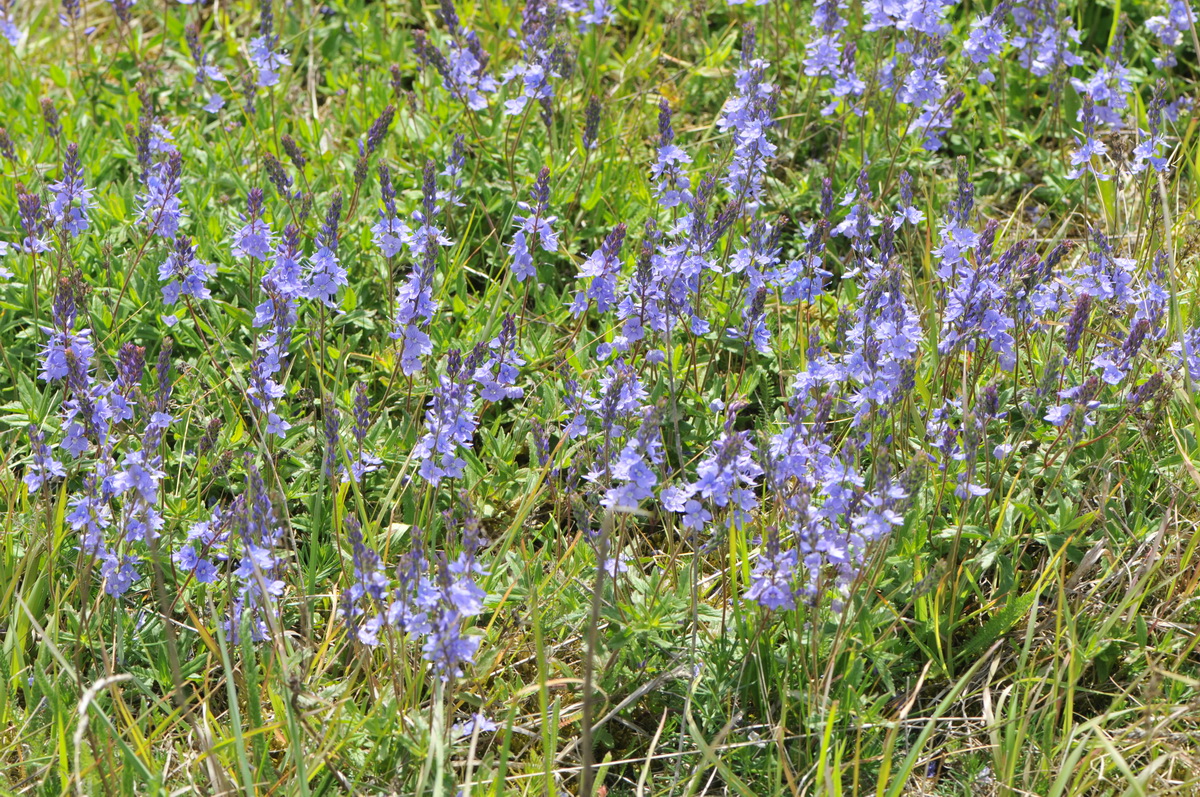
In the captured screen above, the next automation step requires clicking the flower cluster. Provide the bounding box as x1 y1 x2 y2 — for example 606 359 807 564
509 167 557 282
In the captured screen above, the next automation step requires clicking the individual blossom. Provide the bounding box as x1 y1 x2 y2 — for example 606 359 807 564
1 0 20 45
650 99 691 209
414 16 498 112
135 152 186 239
305 192 347 308
1067 97 1110 181
23 425 66 492
1133 82 1170 174
339 515 390 642
963 3 1010 84
451 713 498 740
1146 0 1196 69
48 143 93 237
893 170 924 227
413 348 480 485
746 529 798 611
663 410 764 534
509 167 557 282
566 0 616 29
350 382 383 482
249 0 291 88
473 315 524 401
231 188 274 261
597 406 663 513
570 222 626 315
440 135 466 207
15 189 50 253
159 235 215 306
372 164 411 258
717 35 777 209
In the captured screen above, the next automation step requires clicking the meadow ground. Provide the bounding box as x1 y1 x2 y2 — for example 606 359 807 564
1 0 1199 794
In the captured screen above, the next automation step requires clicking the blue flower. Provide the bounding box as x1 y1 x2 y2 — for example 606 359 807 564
23 426 66 492
509 168 556 282
158 235 215 306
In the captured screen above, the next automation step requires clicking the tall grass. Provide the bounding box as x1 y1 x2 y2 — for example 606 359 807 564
0 0 1198 794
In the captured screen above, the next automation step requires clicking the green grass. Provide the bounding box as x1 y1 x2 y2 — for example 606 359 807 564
0 0 1199 795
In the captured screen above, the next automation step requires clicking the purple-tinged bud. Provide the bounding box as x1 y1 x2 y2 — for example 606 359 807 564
17 190 45 249
1064 294 1091 355
438 0 460 34
41 98 62 140
899 170 914 208
198 417 223 454
583 95 601 150
117 343 146 392
263 153 292 195
53 279 77 331
413 30 451 80
185 22 201 62
741 22 756 64
379 164 397 215
977 219 999 262
354 152 369 189
365 105 395 154
422 159 438 220
1037 356 1062 398
981 383 1000 417
1122 318 1150 362
258 0 275 40
1129 372 1164 407
319 191 343 251
0 128 14 161
1037 241 1072 283
280 134 306 171
657 99 674 148
531 166 551 208
323 396 340 480
352 382 371 446
155 339 173 412
240 73 257 117
247 187 265 221
878 217 895 264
